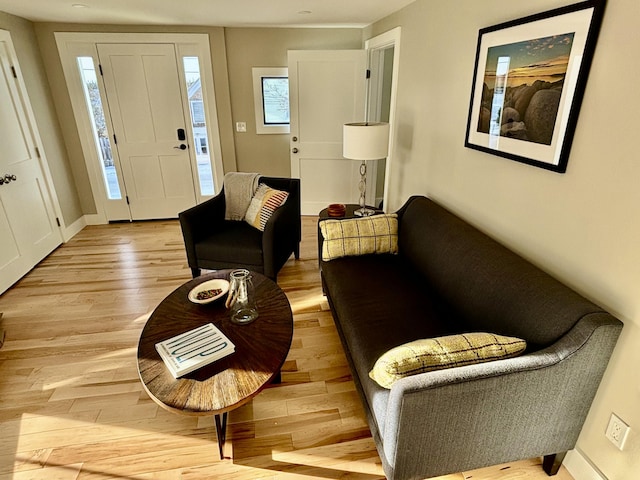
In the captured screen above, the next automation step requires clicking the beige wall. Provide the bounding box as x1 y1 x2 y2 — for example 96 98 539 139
224 27 362 176
369 1 640 478
0 12 82 226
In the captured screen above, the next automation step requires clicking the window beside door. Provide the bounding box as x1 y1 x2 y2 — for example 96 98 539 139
183 57 214 196
77 56 122 200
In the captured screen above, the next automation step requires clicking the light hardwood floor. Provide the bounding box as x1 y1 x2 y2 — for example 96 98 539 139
0 217 574 480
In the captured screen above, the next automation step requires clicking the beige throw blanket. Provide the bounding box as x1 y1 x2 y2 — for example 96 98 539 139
224 172 261 221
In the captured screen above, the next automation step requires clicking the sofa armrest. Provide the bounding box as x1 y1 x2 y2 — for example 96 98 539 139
381 313 622 479
178 192 226 268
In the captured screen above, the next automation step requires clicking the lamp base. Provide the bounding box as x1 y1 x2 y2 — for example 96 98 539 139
354 207 377 217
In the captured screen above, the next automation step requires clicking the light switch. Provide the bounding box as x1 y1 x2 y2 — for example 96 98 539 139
236 122 247 133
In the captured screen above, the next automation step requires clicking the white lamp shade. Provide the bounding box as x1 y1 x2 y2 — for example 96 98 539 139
343 122 390 160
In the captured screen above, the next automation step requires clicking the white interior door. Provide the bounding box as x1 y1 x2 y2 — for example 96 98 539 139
288 50 367 215
0 32 62 294
97 43 196 220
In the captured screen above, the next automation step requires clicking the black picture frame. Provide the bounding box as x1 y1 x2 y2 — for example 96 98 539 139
464 0 606 173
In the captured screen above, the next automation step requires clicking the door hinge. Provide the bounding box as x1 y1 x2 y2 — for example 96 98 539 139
99 64 103 76
11 66 17 78
55 217 61 227
125 195 130 205
366 69 371 79
113 134 117 145
35 147 41 158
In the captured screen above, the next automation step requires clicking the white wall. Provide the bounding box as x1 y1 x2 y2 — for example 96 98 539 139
370 0 640 478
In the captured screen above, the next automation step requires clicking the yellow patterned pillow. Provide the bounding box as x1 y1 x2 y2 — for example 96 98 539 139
244 184 289 231
369 333 526 389
320 213 398 261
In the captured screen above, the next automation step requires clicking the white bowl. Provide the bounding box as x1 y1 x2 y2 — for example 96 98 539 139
188 279 230 304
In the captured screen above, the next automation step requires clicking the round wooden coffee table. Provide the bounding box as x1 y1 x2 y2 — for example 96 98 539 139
137 270 293 459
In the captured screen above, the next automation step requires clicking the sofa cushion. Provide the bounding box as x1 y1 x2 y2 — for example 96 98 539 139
244 184 289 231
320 214 398 261
369 332 527 388
321 254 467 435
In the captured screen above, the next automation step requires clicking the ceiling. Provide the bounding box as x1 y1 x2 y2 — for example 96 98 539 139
0 0 416 28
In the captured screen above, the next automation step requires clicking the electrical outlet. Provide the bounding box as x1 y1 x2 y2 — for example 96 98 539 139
605 413 630 450
236 122 247 133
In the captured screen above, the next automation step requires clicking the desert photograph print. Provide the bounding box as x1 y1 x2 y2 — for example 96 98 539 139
465 0 606 172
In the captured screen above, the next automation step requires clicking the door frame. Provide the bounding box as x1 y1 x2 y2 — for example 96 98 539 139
365 27 401 212
55 32 224 224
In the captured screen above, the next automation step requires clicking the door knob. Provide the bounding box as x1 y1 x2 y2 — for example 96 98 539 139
174 144 187 150
292 148 299 154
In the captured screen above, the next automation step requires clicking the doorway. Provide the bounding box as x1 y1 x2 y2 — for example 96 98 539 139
288 29 401 216
97 43 196 220
56 33 224 223
365 27 401 211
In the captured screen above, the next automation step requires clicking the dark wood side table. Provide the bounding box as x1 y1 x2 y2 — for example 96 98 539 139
137 270 293 459
317 204 383 266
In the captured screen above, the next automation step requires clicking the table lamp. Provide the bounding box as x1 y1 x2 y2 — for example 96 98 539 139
343 122 390 216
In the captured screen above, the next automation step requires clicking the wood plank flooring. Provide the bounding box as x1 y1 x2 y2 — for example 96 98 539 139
0 217 574 480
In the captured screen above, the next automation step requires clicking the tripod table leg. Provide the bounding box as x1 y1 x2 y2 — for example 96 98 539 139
214 412 228 459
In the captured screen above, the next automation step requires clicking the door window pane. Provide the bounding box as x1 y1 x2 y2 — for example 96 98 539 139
183 57 214 196
77 57 121 200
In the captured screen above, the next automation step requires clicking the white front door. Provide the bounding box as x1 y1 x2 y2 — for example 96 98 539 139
97 43 196 220
288 50 367 215
0 32 62 294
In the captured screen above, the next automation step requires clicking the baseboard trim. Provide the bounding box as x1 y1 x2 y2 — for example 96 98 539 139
61 215 87 242
564 449 607 480
60 213 111 243
83 213 107 226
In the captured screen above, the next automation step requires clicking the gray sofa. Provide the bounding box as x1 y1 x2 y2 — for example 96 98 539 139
319 195 622 480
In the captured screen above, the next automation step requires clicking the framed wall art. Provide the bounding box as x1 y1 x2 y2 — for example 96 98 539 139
464 0 606 173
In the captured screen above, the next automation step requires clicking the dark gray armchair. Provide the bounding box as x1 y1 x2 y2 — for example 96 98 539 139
179 177 301 281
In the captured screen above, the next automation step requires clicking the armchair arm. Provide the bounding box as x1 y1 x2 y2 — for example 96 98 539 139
262 185 301 279
178 192 226 268
381 313 622 479
259 178 300 279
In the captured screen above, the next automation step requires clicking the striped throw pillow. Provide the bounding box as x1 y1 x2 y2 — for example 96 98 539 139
369 333 526 389
244 184 289 231
319 213 398 261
